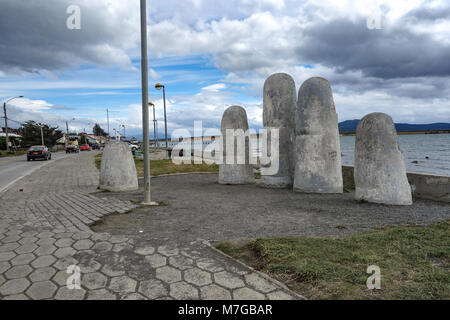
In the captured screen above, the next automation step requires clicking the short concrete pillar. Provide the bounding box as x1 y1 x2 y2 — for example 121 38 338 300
99 141 139 192
293 77 343 193
355 113 413 205
260 73 296 188
219 106 255 185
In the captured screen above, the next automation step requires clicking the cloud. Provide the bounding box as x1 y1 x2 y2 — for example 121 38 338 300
0 0 140 74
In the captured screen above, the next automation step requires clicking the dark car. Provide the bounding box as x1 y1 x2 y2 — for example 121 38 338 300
66 145 79 153
91 143 100 150
27 146 52 161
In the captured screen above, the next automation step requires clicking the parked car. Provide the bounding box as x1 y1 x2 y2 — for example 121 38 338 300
91 143 100 150
66 145 79 153
80 144 91 151
128 142 140 152
27 146 52 161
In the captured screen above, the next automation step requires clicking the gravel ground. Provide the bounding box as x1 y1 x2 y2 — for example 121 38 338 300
93 173 450 243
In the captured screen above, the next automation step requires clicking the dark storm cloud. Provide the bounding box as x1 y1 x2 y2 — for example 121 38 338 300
298 18 450 79
0 0 137 74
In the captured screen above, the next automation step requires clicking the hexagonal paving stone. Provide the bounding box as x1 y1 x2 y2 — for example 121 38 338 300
200 284 232 300
244 273 278 293
134 246 155 256
37 232 54 239
2 294 29 300
73 239 94 250
92 241 113 252
5 265 33 279
214 271 245 290
0 251 16 262
267 290 296 300
79 259 102 273
184 268 212 286
86 288 116 300
145 254 167 268
21 231 38 238
169 282 199 300
54 232 73 239
158 246 179 257
196 258 224 273
121 293 147 300
53 256 79 271
168 256 194 270
109 276 137 294
18 237 37 245
101 264 125 277
54 238 74 248
14 243 38 255
156 266 182 284
138 279 168 299
0 261 11 273
55 287 86 300
36 238 56 246
109 235 128 244
72 232 92 240
34 245 57 256
233 288 265 300
112 243 133 253
26 281 58 300
29 267 57 282
0 278 31 295
10 253 35 266
52 270 69 286
83 272 107 290
0 242 20 253
54 247 76 258
31 255 56 268
90 233 111 242
2 235 21 243
0 275 5 286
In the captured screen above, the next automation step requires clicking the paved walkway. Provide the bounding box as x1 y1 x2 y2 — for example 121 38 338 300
0 152 300 300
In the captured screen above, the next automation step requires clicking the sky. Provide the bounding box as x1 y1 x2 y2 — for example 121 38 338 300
0 0 449 139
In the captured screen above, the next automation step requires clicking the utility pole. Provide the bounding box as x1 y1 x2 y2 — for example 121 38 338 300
140 0 155 205
40 125 44 146
2 96 23 152
3 102 9 152
106 109 110 140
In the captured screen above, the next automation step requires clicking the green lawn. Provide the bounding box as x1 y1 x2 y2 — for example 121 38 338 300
216 221 450 300
0 151 27 158
95 153 219 177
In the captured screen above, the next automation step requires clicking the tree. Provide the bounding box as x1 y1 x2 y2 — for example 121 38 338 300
93 123 107 137
19 121 63 148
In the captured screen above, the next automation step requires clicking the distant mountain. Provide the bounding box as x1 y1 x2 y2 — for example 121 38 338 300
339 120 450 133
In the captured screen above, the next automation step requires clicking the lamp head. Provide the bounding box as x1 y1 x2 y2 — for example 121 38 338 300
155 83 164 90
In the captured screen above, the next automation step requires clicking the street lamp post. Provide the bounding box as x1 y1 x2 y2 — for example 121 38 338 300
122 124 126 140
155 83 168 149
2 96 24 152
140 0 155 205
148 102 157 151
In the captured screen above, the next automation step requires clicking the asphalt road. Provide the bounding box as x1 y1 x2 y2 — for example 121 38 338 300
0 151 70 193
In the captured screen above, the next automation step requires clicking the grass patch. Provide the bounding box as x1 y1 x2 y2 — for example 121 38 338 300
95 153 219 177
216 221 450 300
135 159 219 177
0 151 27 158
